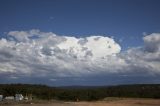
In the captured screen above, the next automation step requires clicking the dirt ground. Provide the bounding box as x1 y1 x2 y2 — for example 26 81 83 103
1 98 160 106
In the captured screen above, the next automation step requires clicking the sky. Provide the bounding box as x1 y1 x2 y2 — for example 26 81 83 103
0 0 160 86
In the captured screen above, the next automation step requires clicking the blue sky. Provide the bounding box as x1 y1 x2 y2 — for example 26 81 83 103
0 0 160 86
0 0 160 49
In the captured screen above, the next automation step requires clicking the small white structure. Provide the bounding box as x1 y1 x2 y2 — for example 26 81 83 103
5 96 14 100
15 94 24 101
24 96 28 100
0 95 3 101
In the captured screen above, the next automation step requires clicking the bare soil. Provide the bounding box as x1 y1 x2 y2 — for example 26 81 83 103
1 98 160 106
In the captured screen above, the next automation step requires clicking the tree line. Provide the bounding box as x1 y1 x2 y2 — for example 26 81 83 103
0 84 160 101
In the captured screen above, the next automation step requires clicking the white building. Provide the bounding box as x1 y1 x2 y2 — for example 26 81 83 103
5 96 14 100
24 96 28 100
15 94 24 101
0 95 3 101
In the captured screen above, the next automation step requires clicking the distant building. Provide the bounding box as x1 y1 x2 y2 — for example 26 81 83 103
5 96 14 100
24 96 28 100
0 95 3 101
23 94 32 101
15 94 24 101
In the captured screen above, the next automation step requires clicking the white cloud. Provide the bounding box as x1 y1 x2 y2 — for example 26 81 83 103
143 33 160 52
57 36 121 59
0 30 160 85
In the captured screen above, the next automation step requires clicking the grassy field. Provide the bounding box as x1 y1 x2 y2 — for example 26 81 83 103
1 98 160 106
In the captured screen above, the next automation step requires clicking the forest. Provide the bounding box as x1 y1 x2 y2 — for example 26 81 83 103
0 84 160 101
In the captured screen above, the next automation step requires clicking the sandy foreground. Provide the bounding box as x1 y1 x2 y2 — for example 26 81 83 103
1 98 160 106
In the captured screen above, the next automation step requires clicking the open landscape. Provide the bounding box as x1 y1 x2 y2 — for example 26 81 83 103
0 84 160 106
1 98 160 106
0 0 160 106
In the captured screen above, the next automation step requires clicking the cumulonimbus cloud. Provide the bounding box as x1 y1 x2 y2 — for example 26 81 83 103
0 29 160 85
